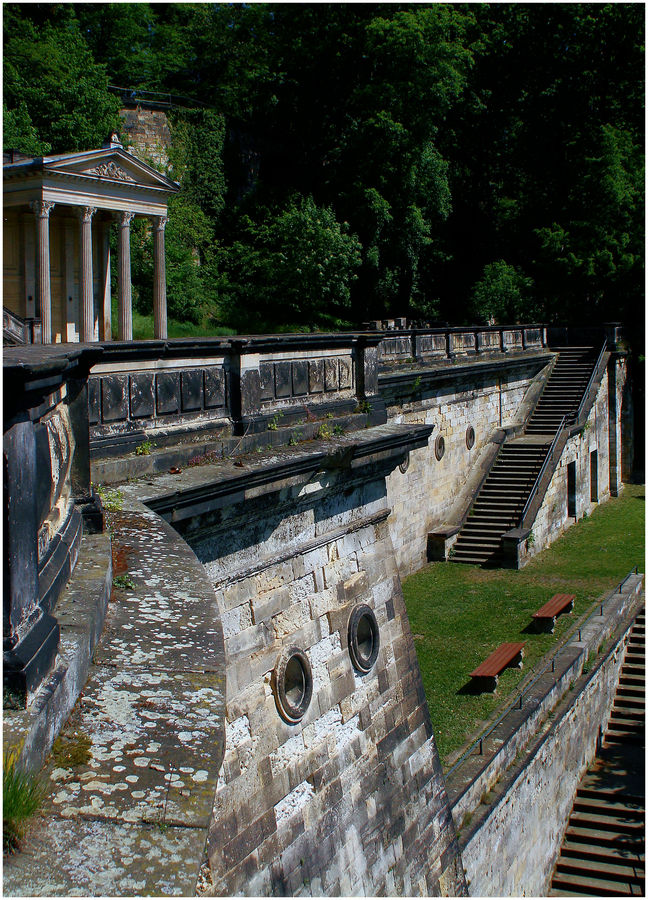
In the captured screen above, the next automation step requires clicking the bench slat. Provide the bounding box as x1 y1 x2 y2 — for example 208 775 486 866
533 593 575 620
470 641 526 678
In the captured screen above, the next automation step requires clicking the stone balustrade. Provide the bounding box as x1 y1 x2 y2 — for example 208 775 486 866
377 324 547 364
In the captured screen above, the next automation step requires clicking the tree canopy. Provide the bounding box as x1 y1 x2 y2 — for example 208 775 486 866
3 2 643 340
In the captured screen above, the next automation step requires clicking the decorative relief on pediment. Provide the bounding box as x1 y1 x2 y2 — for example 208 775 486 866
88 161 136 182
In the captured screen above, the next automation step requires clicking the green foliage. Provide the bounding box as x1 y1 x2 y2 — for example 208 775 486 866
3 751 45 853
52 731 92 769
470 260 535 325
3 6 120 153
135 439 154 457
221 196 362 332
2 3 642 340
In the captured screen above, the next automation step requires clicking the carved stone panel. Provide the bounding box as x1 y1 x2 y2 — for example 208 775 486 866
88 378 101 425
181 369 204 413
291 360 308 397
204 369 226 409
156 372 180 416
259 363 274 401
130 373 155 419
339 356 353 390
324 358 338 392
101 374 129 422
274 362 292 398
308 359 324 394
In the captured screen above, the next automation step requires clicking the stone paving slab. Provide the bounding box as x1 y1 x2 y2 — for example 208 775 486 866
3 493 225 897
3 816 206 897
44 666 223 828
93 509 222 672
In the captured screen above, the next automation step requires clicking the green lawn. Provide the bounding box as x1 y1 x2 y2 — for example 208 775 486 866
402 482 645 767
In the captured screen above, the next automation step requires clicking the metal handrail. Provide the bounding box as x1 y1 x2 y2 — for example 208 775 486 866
575 339 608 422
518 415 567 528
445 565 642 780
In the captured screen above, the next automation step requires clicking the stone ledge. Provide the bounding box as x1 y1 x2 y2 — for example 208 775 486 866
3 498 226 898
3 529 112 773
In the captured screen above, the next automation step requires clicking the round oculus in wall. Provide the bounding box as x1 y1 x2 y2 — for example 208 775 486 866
399 451 410 474
434 434 445 461
273 647 313 724
348 604 380 673
466 425 476 450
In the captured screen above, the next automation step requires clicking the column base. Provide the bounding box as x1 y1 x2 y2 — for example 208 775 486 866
3 611 60 708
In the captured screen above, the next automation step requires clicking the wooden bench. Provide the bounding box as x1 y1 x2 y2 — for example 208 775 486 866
532 593 575 633
469 641 526 692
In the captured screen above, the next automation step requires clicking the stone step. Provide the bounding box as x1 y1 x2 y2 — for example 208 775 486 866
567 810 644 836
555 857 645 885
551 871 644 895
576 786 644 808
572 795 645 819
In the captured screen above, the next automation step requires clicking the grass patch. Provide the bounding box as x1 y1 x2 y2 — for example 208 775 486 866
3 752 45 854
51 731 92 769
402 483 645 766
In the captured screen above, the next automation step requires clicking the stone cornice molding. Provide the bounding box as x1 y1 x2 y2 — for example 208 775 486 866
30 200 55 218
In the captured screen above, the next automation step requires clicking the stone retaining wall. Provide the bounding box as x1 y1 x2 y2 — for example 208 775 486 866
455 576 643 896
161 426 466 896
383 357 550 575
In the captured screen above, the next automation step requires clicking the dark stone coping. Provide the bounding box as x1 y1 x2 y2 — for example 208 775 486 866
446 573 644 836
378 348 554 391
142 422 435 523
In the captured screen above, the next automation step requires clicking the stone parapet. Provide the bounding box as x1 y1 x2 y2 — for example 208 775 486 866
3 345 102 705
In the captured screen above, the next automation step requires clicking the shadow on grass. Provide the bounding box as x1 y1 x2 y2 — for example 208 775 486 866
457 680 495 696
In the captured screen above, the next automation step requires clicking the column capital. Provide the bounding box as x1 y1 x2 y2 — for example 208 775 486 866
78 206 97 223
30 200 55 219
153 214 168 232
119 211 136 228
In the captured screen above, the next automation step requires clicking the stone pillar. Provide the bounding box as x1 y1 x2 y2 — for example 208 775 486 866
118 212 135 341
79 206 97 342
100 218 112 341
30 200 55 344
153 215 168 339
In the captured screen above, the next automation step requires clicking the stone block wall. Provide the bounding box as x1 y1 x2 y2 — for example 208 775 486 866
171 434 466 896
523 369 610 562
384 362 546 575
460 604 636 896
120 106 173 172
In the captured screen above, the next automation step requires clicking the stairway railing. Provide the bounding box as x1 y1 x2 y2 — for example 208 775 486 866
518 416 567 529
575 339 608 423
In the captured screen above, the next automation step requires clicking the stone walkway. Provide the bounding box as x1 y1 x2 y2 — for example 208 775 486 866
4 497 226 896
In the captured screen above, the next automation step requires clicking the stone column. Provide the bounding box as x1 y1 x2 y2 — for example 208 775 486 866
79 206 97 342
30 200 55 343
118 212 135 341
153 215 168 339
100 218 112 341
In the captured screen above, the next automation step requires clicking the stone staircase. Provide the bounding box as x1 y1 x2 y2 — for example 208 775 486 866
550 609 645 896
451 346 600 566
451 439 549 566
526 346 600 435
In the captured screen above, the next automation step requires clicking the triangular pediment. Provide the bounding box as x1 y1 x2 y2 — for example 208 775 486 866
43 148 178 192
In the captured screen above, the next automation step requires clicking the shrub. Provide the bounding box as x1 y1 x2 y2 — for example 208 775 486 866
3 751 45 853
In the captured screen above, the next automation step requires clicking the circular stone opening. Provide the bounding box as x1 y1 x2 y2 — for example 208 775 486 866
466 425 475 450
274 647 312 723
435 434 445 461
348 604 380 673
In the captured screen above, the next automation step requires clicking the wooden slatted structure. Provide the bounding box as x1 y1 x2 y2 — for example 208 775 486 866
533 593 575 632
469 641 526 691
